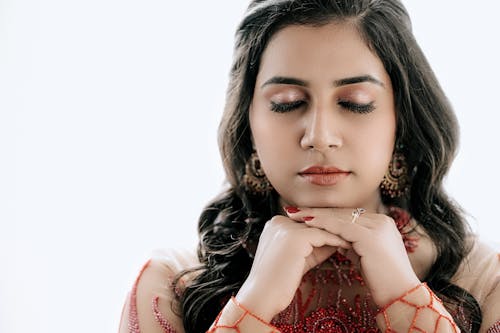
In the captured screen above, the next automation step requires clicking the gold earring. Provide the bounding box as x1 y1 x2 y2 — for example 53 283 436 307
380 151 409 198
242 152 273 195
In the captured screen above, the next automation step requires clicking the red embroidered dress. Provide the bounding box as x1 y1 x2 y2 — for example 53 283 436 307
271 252 379 332
125 253 500 333
121 209 500 333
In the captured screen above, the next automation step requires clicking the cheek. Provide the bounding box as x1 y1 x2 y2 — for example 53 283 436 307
352 112 396 174
250 110 298 178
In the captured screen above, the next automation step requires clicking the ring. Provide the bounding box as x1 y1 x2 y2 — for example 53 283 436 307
351 208 366 224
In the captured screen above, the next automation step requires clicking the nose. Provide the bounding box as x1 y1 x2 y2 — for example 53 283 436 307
300 105 343 152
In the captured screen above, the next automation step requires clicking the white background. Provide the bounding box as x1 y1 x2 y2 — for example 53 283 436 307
1 1 499 332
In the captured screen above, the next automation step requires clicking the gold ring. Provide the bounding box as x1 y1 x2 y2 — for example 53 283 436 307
351 208 366 224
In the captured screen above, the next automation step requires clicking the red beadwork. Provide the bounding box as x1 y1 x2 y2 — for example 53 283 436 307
377 283 459 333
488 320 500 333
208 297 281 333
126 207 465 333
153 296 177 333
388 206 419 252
128 260 152 333
271 251 379 332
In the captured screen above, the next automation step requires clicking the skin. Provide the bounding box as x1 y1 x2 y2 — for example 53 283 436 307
249 22 396 212
236 22 421 322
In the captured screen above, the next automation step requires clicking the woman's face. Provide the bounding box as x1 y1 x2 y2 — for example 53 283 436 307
249 22 396 212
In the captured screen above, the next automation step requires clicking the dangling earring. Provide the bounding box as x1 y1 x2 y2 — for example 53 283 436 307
243 151 273 195
380 149 410 198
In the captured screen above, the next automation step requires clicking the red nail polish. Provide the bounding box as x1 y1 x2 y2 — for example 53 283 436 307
284 206 300 214
303 216 314 222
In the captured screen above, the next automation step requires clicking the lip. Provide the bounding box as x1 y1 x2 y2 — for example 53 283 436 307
299 166 351 186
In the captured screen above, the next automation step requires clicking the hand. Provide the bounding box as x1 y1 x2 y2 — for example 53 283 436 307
284 207 421 307
236 214 351 321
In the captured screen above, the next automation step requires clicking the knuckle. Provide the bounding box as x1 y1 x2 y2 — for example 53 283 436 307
269 215 285 225
268 218 290 233
379 215 394 226
265 216 283 230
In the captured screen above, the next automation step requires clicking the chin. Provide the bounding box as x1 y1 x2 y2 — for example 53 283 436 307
280 188 380 209
282 193 352 209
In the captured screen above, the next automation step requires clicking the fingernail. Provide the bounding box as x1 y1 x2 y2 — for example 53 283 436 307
284 206 300 214
303 216 314 222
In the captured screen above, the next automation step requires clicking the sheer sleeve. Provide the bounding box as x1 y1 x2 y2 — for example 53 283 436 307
452 239 500 333
480 254 500 333
119 249 199 333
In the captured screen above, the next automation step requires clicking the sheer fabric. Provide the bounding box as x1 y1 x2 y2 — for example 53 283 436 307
120 239 500 333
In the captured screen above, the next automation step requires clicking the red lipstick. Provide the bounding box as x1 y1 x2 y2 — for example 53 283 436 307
299 166 350 186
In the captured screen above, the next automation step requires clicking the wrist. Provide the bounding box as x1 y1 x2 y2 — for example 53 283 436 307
372 275 421 307
208 296 281 333
376 282 459 332
235 283 279 322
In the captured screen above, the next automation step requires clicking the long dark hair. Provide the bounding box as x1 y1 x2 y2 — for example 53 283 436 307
175 1 481 332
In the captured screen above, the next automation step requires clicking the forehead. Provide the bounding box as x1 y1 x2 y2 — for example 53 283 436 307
257 22 391 86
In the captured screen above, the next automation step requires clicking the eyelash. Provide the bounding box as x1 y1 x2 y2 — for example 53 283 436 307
270 100 305 113
269 100 375 114
338 100 375 114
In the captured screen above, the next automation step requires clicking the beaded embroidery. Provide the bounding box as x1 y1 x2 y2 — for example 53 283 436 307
127 208 493 333
377 283 459 333
128 259 151 333
488 321 500 333
153 296 177 332
208 297 281 333
388 206 419 252
271 251 379 332
127 251 498 333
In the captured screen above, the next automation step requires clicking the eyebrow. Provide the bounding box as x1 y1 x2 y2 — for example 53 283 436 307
261 75 385 88
334 75 385 88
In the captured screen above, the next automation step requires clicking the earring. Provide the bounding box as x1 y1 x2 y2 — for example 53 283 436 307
380 150 409 198
243 152 273 195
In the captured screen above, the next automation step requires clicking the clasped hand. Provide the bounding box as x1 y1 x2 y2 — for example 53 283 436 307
236 207 421 322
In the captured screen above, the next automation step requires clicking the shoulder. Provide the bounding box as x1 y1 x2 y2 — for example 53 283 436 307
452 237 500 302
119 248 200 333
452 237 500 332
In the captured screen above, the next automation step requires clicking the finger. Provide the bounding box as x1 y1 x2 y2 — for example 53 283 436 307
290 206 378 228
303 227 352 249
283 206 317 222
304 215 367 243
284 206 352 223
283 206 361 241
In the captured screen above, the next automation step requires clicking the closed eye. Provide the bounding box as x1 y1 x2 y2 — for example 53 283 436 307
338 100 375 114
270 100 306 113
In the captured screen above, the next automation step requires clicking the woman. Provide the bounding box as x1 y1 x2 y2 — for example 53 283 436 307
119 0 500 332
